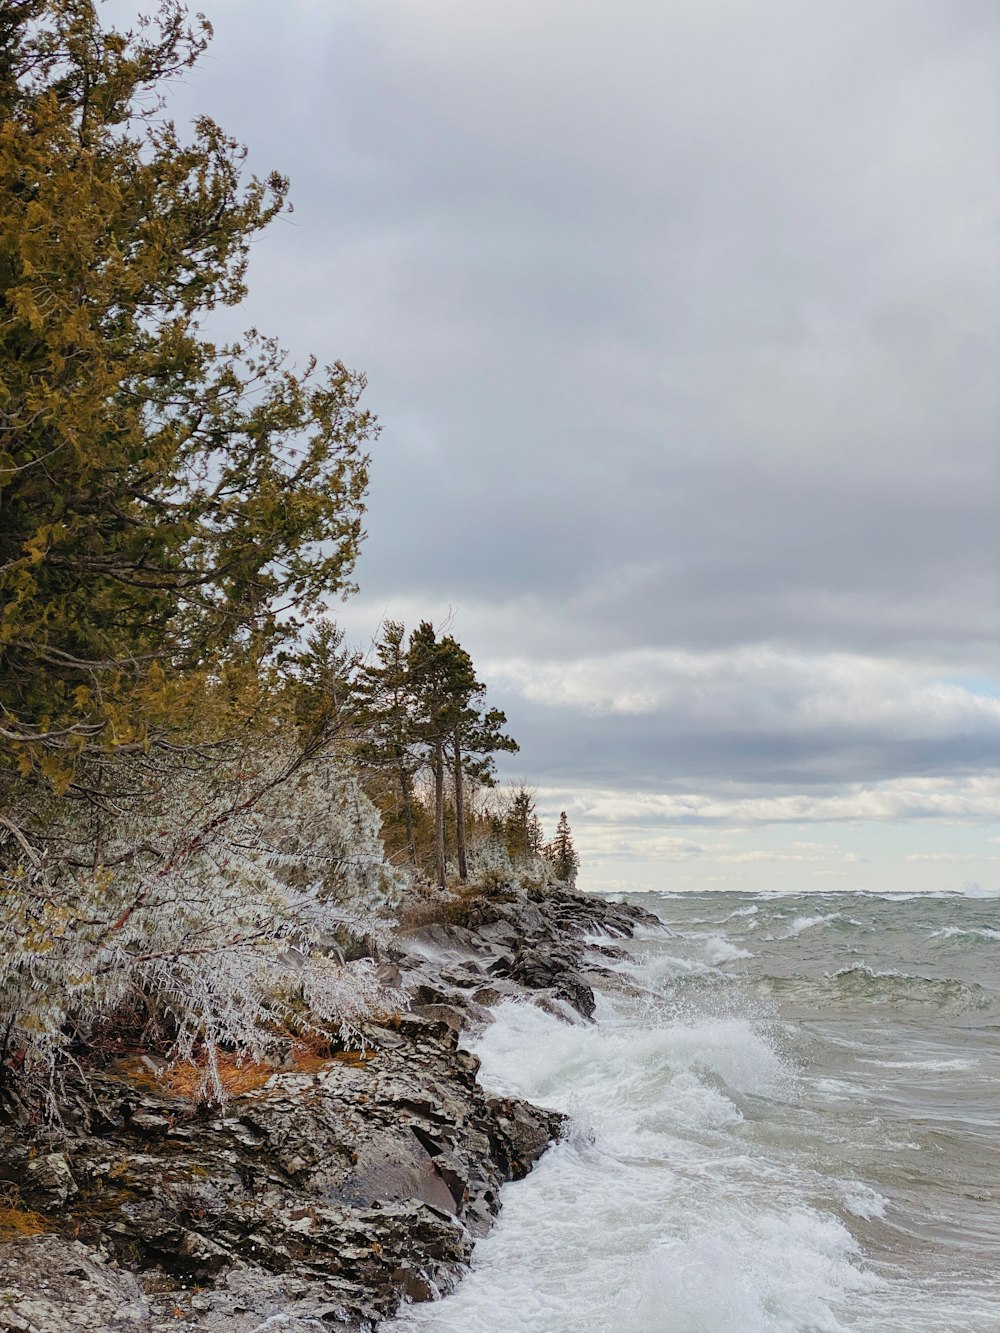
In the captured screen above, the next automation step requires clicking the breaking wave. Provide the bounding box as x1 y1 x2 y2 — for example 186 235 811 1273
830 965 992 1011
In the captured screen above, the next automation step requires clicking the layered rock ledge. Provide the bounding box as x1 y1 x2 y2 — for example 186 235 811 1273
0 884 658 1331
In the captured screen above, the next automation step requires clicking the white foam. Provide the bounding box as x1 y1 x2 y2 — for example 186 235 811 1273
776 912 841 940
622 949 721 985
700 933 754 964
640 1208 878 1333
387 900 1000 1333
858 1057 976 1072
841 1181 889 1221
930 926 1000 941
388 994 873 1333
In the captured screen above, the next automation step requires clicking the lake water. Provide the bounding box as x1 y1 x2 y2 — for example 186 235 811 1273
389 890 1000 1332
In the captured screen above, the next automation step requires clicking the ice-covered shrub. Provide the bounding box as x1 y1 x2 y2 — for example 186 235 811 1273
0 734 406 1109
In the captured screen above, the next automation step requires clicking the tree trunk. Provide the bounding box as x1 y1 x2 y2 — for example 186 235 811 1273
433 741 446 888
453 726 467 883
397 761 417 866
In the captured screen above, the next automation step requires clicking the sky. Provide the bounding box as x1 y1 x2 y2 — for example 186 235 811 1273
128 0 999 892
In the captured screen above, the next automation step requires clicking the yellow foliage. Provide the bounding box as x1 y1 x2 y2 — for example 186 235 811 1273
0 1196 49 1241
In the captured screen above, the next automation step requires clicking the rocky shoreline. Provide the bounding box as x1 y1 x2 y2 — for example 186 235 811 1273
0 883 659 1332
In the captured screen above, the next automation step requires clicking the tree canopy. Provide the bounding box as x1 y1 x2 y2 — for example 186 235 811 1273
0 0 374 798
358 620 517 886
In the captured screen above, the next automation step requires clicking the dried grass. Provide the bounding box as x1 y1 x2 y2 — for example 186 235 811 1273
112 1034 375 1103
395 878 496 932
161 1054 275 1099
0 1193 49 1241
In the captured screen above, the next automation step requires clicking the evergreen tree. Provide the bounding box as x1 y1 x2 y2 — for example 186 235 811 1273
547 811 580 885
476 814 513 888
0 3 404 1109
450 702 517 884
504 786 536 867
528 811 545 859
406 622 456 888
406 624 517 886
0 1 374 812
293 618 359 732
354 621 421 866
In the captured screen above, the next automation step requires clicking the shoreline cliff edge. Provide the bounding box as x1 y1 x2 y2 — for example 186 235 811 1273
0 881 661 1332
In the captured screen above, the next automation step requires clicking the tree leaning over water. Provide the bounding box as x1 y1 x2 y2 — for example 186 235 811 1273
0 0 374 811
0 1 573 1112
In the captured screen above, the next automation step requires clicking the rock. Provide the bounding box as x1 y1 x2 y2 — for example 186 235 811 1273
21 1153 77 1208
0 880 649 1330
0 1236 150 1331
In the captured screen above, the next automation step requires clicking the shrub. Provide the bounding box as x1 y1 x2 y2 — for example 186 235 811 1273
0 732 405 1112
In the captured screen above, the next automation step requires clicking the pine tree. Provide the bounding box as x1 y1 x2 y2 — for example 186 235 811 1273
505 786 536 867
403 624 517 886
450 703 517 884
547 811 580 886
293 619 359 731
354 621 421 866
0 1 374 811
406 622 456 888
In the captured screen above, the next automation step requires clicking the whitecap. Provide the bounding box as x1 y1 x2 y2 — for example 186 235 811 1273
841 1181 888 1221
777 912 841 940
699 933 754 964
930 926 1000 941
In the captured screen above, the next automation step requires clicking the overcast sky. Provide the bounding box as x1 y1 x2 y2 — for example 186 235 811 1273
146 0 999 892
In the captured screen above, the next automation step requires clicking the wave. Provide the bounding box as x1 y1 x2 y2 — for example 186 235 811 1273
640 1207 878 1333
929 926 1000 942
699 933 754 964
840 1181 888 1221
752 967 993 1014
775 911 841 940
830 966 992 1011
619 949 725 987
858 1056 976 1073
389 996 873 1333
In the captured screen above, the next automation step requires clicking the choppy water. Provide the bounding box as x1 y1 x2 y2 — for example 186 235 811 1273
389 890 1000 1333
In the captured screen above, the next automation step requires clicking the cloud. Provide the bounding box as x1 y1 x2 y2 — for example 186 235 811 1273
119 0 1000 881
155 0 999 664
481 649 1000 791
488 646 1000 729
902 851 998 864
545 775 1000 828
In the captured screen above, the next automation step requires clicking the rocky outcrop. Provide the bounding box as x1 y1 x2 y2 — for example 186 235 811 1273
0 884 658 1330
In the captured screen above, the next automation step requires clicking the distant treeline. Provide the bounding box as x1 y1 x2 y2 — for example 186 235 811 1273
299 617 577 889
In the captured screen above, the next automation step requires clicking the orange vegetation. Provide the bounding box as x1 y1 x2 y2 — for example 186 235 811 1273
161 1053 276 1099
0 1196 49 1241
115 1037 374 1103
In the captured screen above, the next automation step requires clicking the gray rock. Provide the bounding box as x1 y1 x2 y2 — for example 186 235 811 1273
21 1153 77 1208
0 880 650 1329
0 1236 149 1331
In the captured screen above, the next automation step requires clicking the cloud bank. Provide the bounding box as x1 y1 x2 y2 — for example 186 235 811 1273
136 0 1000 888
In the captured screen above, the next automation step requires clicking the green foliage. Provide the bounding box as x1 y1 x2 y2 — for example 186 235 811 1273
546 810 580 885
353 620 422 865
344 620 518 885
504 786 537 866
0 1 374 795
